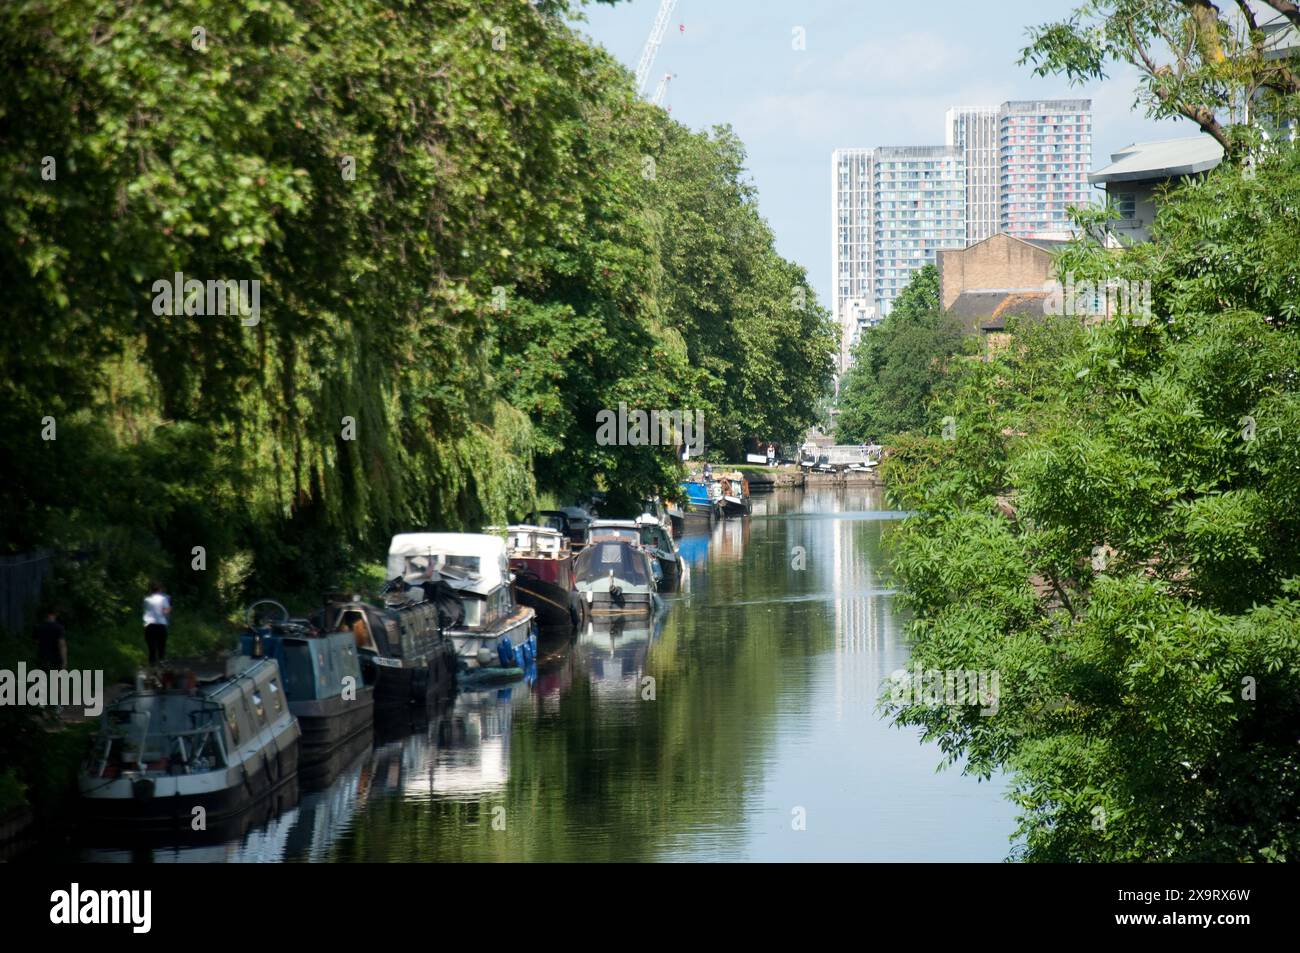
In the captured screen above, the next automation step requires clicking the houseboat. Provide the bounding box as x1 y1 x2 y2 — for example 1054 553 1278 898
387 533 537 671
678 479 721 524
635 513 683 589
718 471 752 517
573 537 662 618
560 506 596 549
239 599 375 776
315 586 458 708
528 509 589 550
504 524 585 628
591 519 663 585
80 656 300 830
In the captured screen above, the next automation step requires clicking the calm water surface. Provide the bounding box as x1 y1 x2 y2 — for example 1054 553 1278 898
81 487 1017 862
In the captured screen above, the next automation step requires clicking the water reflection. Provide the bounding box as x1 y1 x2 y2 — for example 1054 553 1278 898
72 487 1016 862
576 613 666 701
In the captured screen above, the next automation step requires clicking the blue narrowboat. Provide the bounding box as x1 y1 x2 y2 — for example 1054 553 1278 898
240 600 375 776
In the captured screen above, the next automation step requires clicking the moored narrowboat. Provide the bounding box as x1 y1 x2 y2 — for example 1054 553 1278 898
387 533 537 671
80 656 300 831
317 586 458 708
574 537 662 618
718 471 752 516
505 524 585 629
679 479 721 524
239 600 375 776
635 513 684 589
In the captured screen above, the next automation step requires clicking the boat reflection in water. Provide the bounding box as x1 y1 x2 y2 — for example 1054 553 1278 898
80 729 378 863
361 688 519 804
576 611 667 700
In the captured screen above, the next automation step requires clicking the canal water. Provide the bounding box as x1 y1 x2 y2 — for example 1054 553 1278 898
78 487 1018 862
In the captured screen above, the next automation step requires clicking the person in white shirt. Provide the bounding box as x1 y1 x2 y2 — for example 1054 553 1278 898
142 582 171 666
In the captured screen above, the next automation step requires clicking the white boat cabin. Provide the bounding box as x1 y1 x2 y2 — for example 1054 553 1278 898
387 533 515 631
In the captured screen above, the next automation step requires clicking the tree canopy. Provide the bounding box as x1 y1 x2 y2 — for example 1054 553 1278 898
881 146 1300 861
835 264 968 442
1022 0 1300 155
0 0 834 617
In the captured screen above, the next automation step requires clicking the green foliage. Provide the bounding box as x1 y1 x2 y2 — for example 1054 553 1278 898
836 265 968 442
0 1 833 636
1020 1 1300 156
883 146 1300 860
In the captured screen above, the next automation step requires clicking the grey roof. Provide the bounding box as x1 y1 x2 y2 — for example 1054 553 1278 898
946 290 1049 331
1262 20 1300 61
1089 136 1224 184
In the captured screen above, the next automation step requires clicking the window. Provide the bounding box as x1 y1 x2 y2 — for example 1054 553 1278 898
1115 192 1136 220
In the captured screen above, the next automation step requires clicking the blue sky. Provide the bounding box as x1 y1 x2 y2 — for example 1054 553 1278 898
573 0 1194 311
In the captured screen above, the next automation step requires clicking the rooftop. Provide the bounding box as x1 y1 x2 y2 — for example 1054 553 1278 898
947 290 1050 331
1090 135 1224 184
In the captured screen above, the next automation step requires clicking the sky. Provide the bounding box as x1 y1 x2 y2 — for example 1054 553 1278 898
573 0 1195 311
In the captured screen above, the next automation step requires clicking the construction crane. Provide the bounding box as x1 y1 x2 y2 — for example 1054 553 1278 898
651 72 673 108
634 0 679 97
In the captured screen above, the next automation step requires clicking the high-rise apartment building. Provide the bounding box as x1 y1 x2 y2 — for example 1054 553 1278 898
831 148 875 373
945 107 999 244
871 146 965 313
998 99 1092 240
832 99 1092 370
831 146 964 370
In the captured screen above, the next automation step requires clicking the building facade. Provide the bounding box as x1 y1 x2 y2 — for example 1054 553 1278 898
871 146 965 315
1088 136 1224 244
945 107 999 244
831 148 876 373
998 99 1092 240
833 99 1092 370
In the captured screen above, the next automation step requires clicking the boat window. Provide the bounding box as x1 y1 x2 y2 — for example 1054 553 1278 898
268 679 283 713
338 609 375 652
228 712 240 747
252 691 266 722
445 555 480 573
461 598 483 628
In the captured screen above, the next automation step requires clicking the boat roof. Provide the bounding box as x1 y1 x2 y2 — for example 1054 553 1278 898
505 524 566 538
591 519 639 529
389 532 507 560
387 533 508 593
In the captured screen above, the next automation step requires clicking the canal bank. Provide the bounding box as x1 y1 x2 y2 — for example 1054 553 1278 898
43 485 1016 862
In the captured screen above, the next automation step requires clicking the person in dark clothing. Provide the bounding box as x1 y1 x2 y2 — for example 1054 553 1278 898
34 610 66 671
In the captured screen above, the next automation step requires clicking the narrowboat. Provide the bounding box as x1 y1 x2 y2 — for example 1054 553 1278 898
239 599 375 776
316 585 459 708
678 479 721 524
636 513 684 589
591 519 663 585
528 509 589 551
560 505 596 549
80 656 300 830
718 471 752 516
574 537 662 618
387 533 538 671
504 524 585 629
